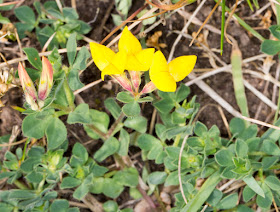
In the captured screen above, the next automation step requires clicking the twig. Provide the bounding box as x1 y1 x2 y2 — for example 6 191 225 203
136 185 157 209
69 201 88 208
241 115 280 131
218 179 236 191
55 0 63 13
71 0 77 11
189 0 221 46
0 1 21 7
149 108 157 134
73 79 102 95
178 134 189 205
42 32 56 53
14 28 25 67
168 0 208 62
82 194 103 212
0 138 28 147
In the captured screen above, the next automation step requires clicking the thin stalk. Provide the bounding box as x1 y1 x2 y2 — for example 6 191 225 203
276 0 280 25
220 0 225 55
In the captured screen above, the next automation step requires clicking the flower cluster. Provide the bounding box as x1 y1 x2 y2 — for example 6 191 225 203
90 26 197 94
18 57 53 110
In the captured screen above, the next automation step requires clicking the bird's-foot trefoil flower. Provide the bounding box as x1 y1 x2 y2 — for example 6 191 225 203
140 81 157 95
149 51 197 92
129 71 141 93
119 27 155 71
112 73 133 93
18 57 54 110
18 62 39 110
38 56 54 107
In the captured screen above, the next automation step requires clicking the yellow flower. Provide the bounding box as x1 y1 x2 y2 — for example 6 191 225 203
90 42 126 80
119 26 154 71
149 51 197 92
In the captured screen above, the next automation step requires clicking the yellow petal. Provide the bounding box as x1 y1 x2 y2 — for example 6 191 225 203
149 51 176 92
135 48 155 71
90 42 115 71
118 26 142 55
168 55 197 82
125 48 154 71
101 51 126 80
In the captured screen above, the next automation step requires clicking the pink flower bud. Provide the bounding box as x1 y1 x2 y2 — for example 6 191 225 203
38 57 53 101
18 62 38 109
140 81 157 95
129 71 141 92
113 73 133 93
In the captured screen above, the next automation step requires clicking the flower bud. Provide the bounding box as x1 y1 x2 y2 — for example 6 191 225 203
18 62 38 110
129 71 141 92
113 73 133 93
140 81 156 95
38 56 53 101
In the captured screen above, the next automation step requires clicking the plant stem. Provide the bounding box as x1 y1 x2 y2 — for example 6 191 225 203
13 180 28 190
173 134 182 147
88 124 107 140
105 112 125 139
63 79 75 111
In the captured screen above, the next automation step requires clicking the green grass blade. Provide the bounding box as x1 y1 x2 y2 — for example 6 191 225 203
214 0 265 41
252 0 259 9
231 47 250 120
220 0 225 55
182 171 221 212
246 0 254 11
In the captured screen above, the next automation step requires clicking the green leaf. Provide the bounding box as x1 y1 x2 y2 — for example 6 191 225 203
242 185 256 202
235 139 248 158
67 103 91 124
22 114 50 139
63 8 79 21
15 6 36 25
67 33 77 66
124 116 147 133
243 176 264 197
261 40 280 55
207 189 223 207
73 182 90 200
117 92 134 103
137 134 162 151
15 22 34 39
68 68 84 90
84 109 110 139
256 183 273 209
237 205 254 212
9 190 37 200
194 121 208 137
26 171 43 183
103 178 124 198
264 175 280 191
153 99 174 113
216 193 238 210
50 199 69 212
148 171 167 185
215 149 234 166
60 177 82 189
118 129 130 156
122 101 140 117
229 118 246 135
269 25 280 40
46 117 67 150
262 156 278 170
71 143 88 166
137 96 154 103
0 202 13 212
103 201 118 212
113 168 139 187
94 137 119 162
176 84 190 102
73 46 90 70
104 98 121 119
261 139 280 155
23 48 42 71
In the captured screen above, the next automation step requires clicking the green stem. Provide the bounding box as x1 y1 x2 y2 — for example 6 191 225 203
173 134 182 147
88 124 107 140
13 180 28 190
50 103 72 112
258 169 264 182
55 110 70 117
182 171 221 212
276 0 280 25
63 79 75 111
